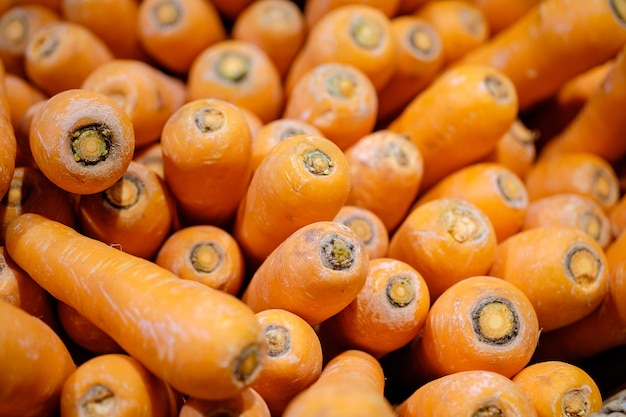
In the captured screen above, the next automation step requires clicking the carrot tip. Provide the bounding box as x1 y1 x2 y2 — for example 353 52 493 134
581 212 603 242
386 276 416 308
592 168 617 206
29 30 59 59
485 75 512 103
343 216 373 245
264 324 291 358
194 108 225 133
105 175 141 209
562 389 590 417
303 149 335 176
326 72 357 100
80 384 116 416
565 245 602 288
496 173 527 209
216 52 251 83
445 205 486 244
473 405 504 417
350 18 383 50
190 242 223 274
1 15 27 47
233 343 263 386
409 26 438 58
471 297 519 346
279 127 307 141
152 0 181 27
319 233 356 271
71 124 112 166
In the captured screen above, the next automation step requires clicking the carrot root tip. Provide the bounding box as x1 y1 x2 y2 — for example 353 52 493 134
190 242 223 274
233 343 264 386
152 0 181 27
29 30 59 59
471 297 519 346
195 108 225 133
71 124 112 166
581 212 603 242
216 52 251 83
319 234 356 271
386 276 416 308
485 75 512 103
445 206 486 244
303 149 335 176
1 15 27 47
473 405 504 417
562 389 590 417
591 168 617 206
343 216 373 244
409 25 439 59
565 245 603 288
105 174 141 209
350 18 383 50
279 127 306 141
264 324 291 357
80 384 116 417
496 173 527 208
326 72 357 100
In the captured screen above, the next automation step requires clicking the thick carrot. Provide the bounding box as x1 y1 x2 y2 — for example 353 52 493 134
468 0 542 35
160 98 253 228
232 134 351 267
489 226 610 332
343 129 423 232
512 361 603 417
249 308 323 416
136 0 226 75
180 387 270 417
186 39 285 124
388 64 519 191
396 369 539 417
480 118 538 180
0 300 76 417
282 62 378 150
411 275 540 383
0 112 16 200
457 0 626 111
388 198 497 300
317 257 430 359
155 225 246 296
333 205 389 259
4 213 267 400
242 220 369 326
28 88 135 195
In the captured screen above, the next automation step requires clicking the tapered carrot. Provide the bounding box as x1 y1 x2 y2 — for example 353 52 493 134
343 129 423 232
232 134 351 267
136 0 226 75
303 0 401 29
396 369 539 417
0 112 16 200
457 0 626 111
5 213 267 400
388 198 497 300
283 62 378 150
155 225 246 296
512 361 603 417
249 308 323 416
186 39 285 124
480 118 538 180
317 257 430 359
0 300 76 417
388 64 519 190
29 88 135 195
180 387 270 417
242 220 369 326
489 226 610 332
409 275 540 382
161 98 253 228
333 205 389 259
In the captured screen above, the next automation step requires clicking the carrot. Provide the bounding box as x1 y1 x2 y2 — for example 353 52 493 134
0 3 59 77
511 361 603 417
209 0 256 22
155 224 246 296
28 88 135 195
388 198 497 300
609 194 626 238
232 134 351 267
13 96 45 168
284 4 396 95
489 226 610 332
415 162 529 242
13 0 62 14
136 0 226 75
523 194 613 249
23 20 114 96
60 353 178 417
317 257 430 359
606 229 626 271
0 112 16 200
186 39 285 124
456 0 626 111
282 349 396 417
134 141 164 179
467 0 542 35
160 98 252 228
397 0 430 14
242 220 369 326
303 0 401 29
239 105 264 140
409 275 540 382
333 204 389 259
480 118 538 180
343 129 423 231
249 308 323 416
231 0 307 78
388 64 519 191
77 161 178 260
524 152 620 213
3 72 47 135
0 300 76 417
395 369 539 417
180 387 270 417
375 15 444 125
4 213 267 400
81 58 186 148
250 117 323 173
283 62 379 150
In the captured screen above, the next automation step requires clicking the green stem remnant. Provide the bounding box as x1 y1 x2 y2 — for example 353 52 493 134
105 174 141 209
611 0 626 25
80 384 116 417
496 172 527 209
195 107 225 133
472 296 519 346
473 405 504 417
264 324 291 358
190 242 223 274
320 234 355 271
565 244 602 288
485 75 511 103
303 149 335 176
233 343 263 386
386 276 416 308
350 18 383 50
343 216 373 245
216 52 251 83
71 124 112 166
152 0 181 27
563 389 590 417
326 72 357 100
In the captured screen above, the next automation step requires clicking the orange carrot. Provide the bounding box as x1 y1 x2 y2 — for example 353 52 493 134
242 220 369 326
303 0 401 29
606 229 626 271
0 112 16 200
180 387 270 417
388 198 497 300
333 205 389 259
4 72 47 135
13 96 45 168
28 88 135 195
480 118 538 180
210 0 256 22
609 193 626 238
5 213 267 400
468 0 542 35
134 141 165 179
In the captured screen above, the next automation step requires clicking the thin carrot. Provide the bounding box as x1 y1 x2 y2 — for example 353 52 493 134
333 205 389 260
0 300 76 417
232 134 351 267
28 88 135 195
180 387 270 417
241 220 369 326
388 198 497 300
303 0 401 29
480 118 538 180
5 213 267 400
249 308 324 416
0 112 16 200
489 226 610 332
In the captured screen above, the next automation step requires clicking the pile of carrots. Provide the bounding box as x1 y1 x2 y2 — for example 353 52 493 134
2 0 626 415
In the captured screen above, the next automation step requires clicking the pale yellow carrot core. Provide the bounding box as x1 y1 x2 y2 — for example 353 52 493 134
459 8 484 36
409 26 436 57
509 120 538 145
326 72 357 100
153 0 180 27
581 212 603 243
446 206 484 244
190 242 223 273
216 52 251 83
351 18 383 50
29 29 58 59
611 0 626 24
279 127 306 141
80 384 116 417
563 389 590 417
105 175 140 209
496 172 527 209
71 124 112 166
264 324 291 357
2 16 26 47
344 216 373 244
387 276 415 308
303 149 335 176
320 234 355 271
485 75 511 103
565 245 601 288
592 168 616 206
473 406 504 417
472 297 518 345
233 343 263 385
195 108 225 133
